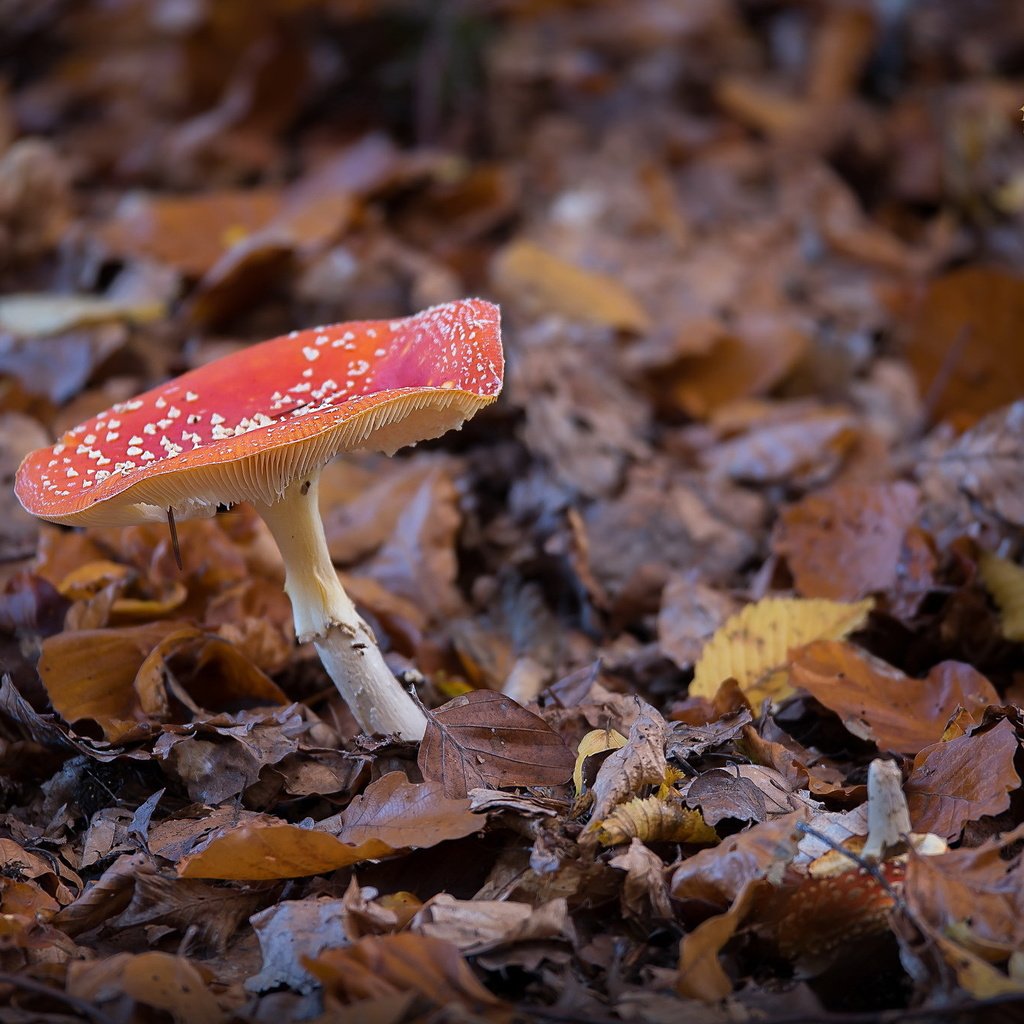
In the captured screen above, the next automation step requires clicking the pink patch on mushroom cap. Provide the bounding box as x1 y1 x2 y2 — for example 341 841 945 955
16 299 502 519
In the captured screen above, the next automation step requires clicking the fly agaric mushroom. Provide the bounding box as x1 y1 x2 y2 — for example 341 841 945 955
15 299 503 741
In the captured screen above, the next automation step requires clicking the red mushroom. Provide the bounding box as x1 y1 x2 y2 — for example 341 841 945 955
16 299 503 740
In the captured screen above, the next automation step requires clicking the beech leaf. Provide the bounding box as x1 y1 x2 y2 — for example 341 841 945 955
691 596 873 704
418 690 574 799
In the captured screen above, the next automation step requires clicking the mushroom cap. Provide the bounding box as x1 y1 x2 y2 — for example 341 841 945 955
16 298 502 526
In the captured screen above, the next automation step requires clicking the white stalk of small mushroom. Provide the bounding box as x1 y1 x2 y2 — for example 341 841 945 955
253 472 426 741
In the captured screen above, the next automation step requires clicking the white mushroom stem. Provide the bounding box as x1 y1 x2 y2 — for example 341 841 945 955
253 474 427 741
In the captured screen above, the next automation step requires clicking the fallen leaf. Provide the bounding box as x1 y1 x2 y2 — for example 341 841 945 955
677 880 758 1001
177 775 480 880
905 268 1024 422
98 188 282 276
690 597 873 704
0 292 163 337
573 727 628 795
247 897 352 994
492 239 651 332
668 312 808 418
596 796 717 847
418 690 574 799
411 893 573 957
773 482 922 601
67 951 223 1024
671 813 805 907
587 701 669 827
979 551 1024 641
921 400 1024 527
176 818 392 881
905 716 1021 840
0 414 50 560
658 578 740 670
339 771 482 848
704 408 860 485
609 838 674 920
306 933 508 1013
790 641 999 754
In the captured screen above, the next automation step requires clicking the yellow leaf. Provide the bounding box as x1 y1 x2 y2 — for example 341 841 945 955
979 551 1024 641
596 796 717 847
691 596 873 704
492 240 651 333
573 727 628 795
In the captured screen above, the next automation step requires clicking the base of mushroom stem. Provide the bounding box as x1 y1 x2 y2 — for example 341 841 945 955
313 626 427 741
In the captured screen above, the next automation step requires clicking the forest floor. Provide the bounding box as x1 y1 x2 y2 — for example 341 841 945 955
0 2 1023 1022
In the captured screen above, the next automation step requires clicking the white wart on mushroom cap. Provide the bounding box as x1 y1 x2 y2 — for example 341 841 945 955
16 299 503 525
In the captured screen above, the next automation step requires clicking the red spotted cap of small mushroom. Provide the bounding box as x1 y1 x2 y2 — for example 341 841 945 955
16 299 503 526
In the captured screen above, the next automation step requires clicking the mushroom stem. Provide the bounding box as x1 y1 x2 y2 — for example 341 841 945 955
253 475 427 741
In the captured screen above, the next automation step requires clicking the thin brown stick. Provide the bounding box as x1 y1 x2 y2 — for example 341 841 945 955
166 506 183 571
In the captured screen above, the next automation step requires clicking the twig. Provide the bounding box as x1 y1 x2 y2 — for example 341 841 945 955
794 819 900 898
0 971 118 1024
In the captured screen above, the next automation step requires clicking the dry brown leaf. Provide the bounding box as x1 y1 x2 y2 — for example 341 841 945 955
658 578 740 670
177 773 479 879
586 700 668 827
979 551 1024 641
411 894 573 958
67 951 223 1024
338 771 482 848
773 482 922 601
176 818 392 881
596 796 717 847
668 313 808 418
690 596 873 704
306 933 509 1014
905 268 1024 422
922 401 1024 527
671 813 805 907
790 641 999 754
98 188 282 276
418 690 574 799
492 239 650 332
704 408 860 485
0 413 50 560
677 880 757 1002
905 716 1021 840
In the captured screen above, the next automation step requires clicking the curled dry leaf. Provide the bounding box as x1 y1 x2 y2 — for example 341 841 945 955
572 727 627 795
609 838 674 921
38 623 287 743
677 880 758 1002
978 551 1024 642
790 641 999 754
586 700 668 828
773 482 922 602
418 689 575 799
596 796 717 847
905 716 1021 840
690 596 873 704
411 893 573 959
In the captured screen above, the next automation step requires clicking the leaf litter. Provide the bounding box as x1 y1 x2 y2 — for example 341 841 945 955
1 2 1024 1022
